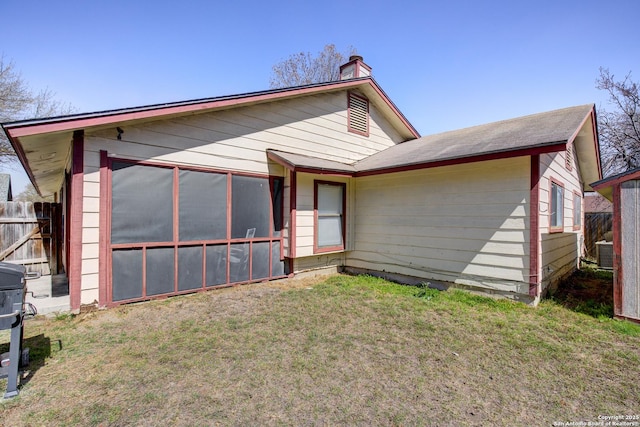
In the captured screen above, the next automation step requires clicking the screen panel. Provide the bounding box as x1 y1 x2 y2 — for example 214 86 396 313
271 241 285 277
179 170 227 241
206 244 228 287
111 162 174 244
178 246 203 291
232 175 271 238
112 249 143 301
146 247 175 296
251 241 270 280
229 242 250 283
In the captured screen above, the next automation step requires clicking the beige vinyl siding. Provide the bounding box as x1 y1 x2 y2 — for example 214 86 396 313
539 149 584 290
78 90 401 304
85 91 403 175
347 157 531 295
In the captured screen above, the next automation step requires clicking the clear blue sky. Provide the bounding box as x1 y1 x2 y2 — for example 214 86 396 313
2 0 639 192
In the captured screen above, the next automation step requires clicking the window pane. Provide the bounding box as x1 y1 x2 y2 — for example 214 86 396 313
112 249 143 301
111 162 174 244
179 170 227 241
574 194 581 226
318 216 343 247
178 246 203 291
318 184 343 214
206 244 227 287
232 176 271 238
551 183 564 228
147 247 175 296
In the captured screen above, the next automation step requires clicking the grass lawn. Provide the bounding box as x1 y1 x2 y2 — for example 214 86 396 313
1 273 639 426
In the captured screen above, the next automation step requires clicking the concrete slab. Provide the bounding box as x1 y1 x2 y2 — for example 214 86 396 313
25 274 70 316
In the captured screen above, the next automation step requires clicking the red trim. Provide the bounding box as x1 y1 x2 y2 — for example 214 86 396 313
98 150 109 307
549 177 565 233
354 143 565 177
313 180 347 254
347 91 370 137
612 183 622 317
529 155 540 297
572 190 583 231
69 131 84 311
289 171 297 259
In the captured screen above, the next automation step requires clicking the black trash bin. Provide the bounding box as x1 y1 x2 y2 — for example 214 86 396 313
0 262 27 398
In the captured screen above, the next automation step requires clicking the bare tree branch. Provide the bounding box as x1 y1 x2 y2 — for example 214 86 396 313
270 44 357 89
596 67 640 176
0 56 75 165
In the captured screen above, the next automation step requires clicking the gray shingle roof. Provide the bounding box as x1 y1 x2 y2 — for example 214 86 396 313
269 104 595 176
0 174 13 201
355 104 594 172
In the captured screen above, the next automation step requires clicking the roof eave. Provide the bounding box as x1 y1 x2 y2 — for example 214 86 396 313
3 77 420 140
354 141 566 177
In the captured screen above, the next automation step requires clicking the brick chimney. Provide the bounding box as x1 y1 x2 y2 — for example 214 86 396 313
339 55 371 80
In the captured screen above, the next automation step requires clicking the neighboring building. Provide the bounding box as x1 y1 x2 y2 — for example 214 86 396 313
0 173 13 201
585 193 613 213
592 167 640 323
584 192 613 259
1 56 602 311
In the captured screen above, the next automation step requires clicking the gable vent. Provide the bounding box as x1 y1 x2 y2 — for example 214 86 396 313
348 92 369 136
566 144 573 170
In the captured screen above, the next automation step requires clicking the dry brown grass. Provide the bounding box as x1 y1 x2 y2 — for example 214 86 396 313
1 273 639 426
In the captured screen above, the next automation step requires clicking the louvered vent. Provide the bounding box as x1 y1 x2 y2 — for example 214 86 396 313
566 144 573 170
348 93 369 135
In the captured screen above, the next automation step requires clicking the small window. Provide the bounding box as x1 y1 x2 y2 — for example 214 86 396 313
565 144 573 171
573 191 582 230
550 180 564 232
348 92 369 136
315 181 345 252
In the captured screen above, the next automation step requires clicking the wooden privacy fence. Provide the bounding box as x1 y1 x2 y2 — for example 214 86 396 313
0 202 62 275
584 212 613 259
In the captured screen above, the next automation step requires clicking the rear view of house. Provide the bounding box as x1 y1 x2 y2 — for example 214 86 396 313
2 56 602 311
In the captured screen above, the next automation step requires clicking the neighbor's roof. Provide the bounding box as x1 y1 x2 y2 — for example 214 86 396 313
584 193 613 213
270 104 602 190
0 174 13 201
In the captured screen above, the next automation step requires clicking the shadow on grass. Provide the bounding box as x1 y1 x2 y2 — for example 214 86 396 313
0 333 60 390
547 268 614 318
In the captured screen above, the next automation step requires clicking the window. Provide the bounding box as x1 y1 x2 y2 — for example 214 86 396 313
348 92 369 136
315 181 345 252
573 191 582 230
550 179 564 232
